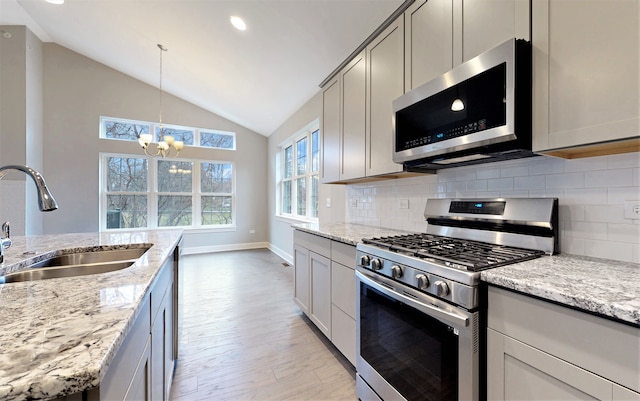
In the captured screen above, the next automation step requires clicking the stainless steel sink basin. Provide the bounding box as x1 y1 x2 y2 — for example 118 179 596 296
0 246 151 283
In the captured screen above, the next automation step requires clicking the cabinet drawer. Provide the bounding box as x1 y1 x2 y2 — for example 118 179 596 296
294 230 331 258
331 241 356 268
151 258 172 323
331 261 356 318
488 286 640 393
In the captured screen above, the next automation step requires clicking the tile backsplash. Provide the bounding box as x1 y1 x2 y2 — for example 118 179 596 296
346 153 640 263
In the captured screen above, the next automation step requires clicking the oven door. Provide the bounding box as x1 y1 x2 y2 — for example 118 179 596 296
356 268 479 401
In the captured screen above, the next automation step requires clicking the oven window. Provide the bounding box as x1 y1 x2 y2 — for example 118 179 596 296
360 282 459 401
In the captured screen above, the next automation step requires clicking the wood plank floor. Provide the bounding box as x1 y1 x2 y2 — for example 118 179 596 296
169 249 358 401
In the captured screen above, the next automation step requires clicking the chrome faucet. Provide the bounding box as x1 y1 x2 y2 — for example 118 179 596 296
0 164 58 263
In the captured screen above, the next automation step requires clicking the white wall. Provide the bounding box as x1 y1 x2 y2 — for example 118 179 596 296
346 153 640 263
267 91 346 263
0 36 268 251
0 26 44 235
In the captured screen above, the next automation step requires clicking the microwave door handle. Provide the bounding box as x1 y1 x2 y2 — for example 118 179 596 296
356 270 469 328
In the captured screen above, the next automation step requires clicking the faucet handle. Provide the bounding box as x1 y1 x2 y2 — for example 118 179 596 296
2 221 9 239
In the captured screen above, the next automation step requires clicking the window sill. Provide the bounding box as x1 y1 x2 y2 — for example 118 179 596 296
275 215 318 225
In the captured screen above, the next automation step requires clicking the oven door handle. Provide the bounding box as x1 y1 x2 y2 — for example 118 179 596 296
356 270 470 328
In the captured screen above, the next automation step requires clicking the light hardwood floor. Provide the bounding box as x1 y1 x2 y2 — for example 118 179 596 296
169 249 358 401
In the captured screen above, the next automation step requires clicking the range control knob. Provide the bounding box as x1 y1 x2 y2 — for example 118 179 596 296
416 274 429 289
434 281 450 297
360 255 371 266
391 265 403 279
371 259 383 271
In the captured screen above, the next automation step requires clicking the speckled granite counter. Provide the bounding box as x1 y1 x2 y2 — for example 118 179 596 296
293 222 414 246
0 230 183 401
481 254 640 327
293 223 639 327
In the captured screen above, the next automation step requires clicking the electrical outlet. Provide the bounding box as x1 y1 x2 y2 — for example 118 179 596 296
624 200 640 220
249 229 256 234
399 199 409 209
326 198 331 208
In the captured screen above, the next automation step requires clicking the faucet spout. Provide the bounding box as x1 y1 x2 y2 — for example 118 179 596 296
0 165 58 211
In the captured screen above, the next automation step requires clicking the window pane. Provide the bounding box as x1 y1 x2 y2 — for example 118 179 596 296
106 195 147 228
310 174 319 218
282 180 292 214
104 120 149 141
156 127 194 145
201 196 232 225
296 177 306 215
284 146 293 179
201 163 232 193
158 161 193 192
201 131 235 149
107 157 147 192
311 129 319 173
158 195 192 226
296 137 307 175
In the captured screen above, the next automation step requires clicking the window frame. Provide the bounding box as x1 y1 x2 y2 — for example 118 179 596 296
278 121 320 221
99 116 236 151
100 153 236 231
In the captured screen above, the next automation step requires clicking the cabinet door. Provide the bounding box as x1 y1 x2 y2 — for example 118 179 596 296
125 339 151 401
405 0 453 90
321 77 341 183
310 251 331 338
532 0 640 153
614 385 640 401
366 16 404 177
457 0 530 64
293 245 310 315
340 51 366 181
487 328 614 401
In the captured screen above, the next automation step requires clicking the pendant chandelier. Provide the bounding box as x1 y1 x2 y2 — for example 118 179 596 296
138 44 184 158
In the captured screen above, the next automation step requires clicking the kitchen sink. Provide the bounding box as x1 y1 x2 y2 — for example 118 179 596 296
0 246 151 283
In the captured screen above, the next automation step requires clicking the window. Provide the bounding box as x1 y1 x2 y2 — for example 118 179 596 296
101 154 234 230
280 123 319 220
100 116 235 150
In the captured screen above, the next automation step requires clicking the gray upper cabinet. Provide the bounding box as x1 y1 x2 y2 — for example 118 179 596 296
341 51 367 181
531 0 640 157
455 0 530 65
404 0 453 91
321 77 341 183
366 17 405 177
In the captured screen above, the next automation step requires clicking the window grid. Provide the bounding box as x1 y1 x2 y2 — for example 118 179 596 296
101 153 234 231
280 126 319 220
100 116 236 150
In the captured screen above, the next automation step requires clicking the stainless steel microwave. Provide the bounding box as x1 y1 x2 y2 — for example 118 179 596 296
393 38 535 171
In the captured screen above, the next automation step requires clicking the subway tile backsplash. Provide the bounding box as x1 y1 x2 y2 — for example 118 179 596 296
346 153 640 263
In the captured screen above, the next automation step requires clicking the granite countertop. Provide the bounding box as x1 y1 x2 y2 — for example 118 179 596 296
0 230 183 401
481 254 640 326
293 222 415 245
293 223 640 327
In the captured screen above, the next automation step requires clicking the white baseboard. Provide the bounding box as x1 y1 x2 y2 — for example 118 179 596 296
182 241 269 255
268 243 293 265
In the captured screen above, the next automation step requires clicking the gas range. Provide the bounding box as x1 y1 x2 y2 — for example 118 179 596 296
356 198 558 310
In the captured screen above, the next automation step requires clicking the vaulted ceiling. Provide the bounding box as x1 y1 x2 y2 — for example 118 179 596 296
0 0 404 136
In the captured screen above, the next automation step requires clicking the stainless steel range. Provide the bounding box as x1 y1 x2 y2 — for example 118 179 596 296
355 198 558 401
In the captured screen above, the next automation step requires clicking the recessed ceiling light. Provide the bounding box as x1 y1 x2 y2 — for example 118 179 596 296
45 0 64 4
230 16 246 31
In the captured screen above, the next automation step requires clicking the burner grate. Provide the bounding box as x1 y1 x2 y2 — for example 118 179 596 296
362 233 544 271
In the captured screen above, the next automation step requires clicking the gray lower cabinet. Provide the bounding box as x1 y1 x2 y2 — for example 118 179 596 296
294 230 357 365
487 286 640 401
76 245 179 401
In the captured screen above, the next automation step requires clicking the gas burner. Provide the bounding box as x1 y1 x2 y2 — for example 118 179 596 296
362 233 544 272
